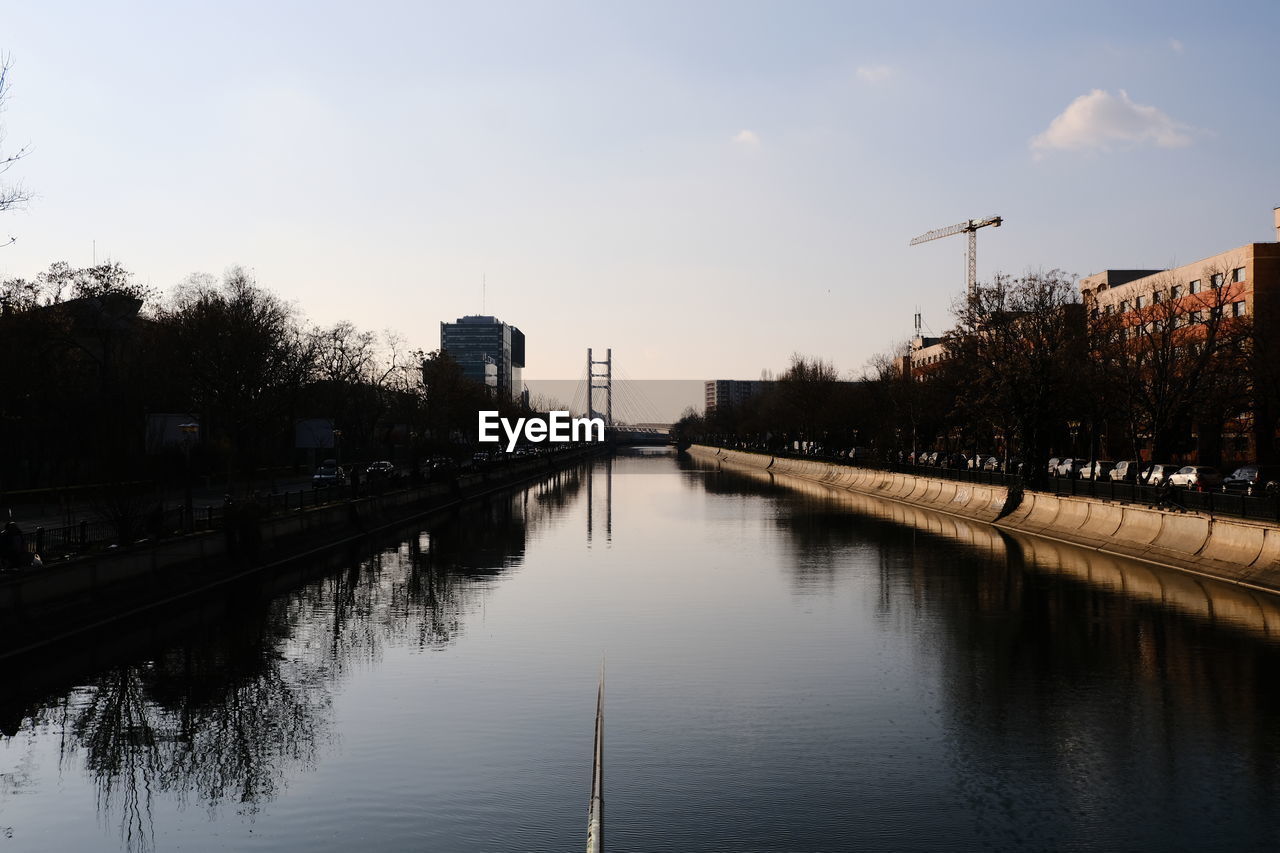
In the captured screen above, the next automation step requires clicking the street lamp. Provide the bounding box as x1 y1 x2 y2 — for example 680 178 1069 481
179 422 199 533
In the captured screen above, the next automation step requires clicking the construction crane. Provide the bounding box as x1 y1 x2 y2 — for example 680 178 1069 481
909 215 1003 297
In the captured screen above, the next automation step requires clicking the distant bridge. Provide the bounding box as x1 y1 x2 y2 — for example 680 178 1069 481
605 424 671 446
573 349 673 446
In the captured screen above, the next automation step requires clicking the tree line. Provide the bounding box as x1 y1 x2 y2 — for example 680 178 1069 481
674 268 1273 483
0 261 530 492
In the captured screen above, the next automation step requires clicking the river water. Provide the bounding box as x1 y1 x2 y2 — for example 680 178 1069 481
4 448 1280 852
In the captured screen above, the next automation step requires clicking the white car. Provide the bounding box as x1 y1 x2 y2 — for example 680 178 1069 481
1166 466 1222 490
1140 464 1177 486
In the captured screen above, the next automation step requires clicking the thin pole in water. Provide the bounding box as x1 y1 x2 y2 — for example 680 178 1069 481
586 667 604 853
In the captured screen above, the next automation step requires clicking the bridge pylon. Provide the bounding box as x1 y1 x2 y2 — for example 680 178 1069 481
587 347 612 427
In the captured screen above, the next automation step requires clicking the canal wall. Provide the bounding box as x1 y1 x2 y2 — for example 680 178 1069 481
691 445 1280 596
0 449 599 657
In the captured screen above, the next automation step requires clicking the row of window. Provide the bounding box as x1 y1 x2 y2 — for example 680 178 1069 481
1106 267 1247 315
1119 301 1249 336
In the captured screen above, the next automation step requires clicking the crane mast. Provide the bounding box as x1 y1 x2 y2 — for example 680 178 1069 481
909 215 1003 297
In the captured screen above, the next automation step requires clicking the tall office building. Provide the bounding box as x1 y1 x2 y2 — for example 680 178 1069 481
440 315 526 401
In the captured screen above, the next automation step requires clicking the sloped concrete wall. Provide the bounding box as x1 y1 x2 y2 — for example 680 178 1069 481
692 445 1280 595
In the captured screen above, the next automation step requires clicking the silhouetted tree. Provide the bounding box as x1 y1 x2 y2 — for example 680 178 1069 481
945 271 1086 482
0 54 30 217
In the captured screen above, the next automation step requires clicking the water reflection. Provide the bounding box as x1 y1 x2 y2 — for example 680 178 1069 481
8 453 1280 851
699 454 1280 849
0 463 590 852
699 453 1280 642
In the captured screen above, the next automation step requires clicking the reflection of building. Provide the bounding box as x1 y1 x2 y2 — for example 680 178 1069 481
705 379 773 413
440 315 526 401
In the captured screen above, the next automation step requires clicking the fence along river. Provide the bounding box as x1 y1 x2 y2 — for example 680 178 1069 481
3 448 1280 851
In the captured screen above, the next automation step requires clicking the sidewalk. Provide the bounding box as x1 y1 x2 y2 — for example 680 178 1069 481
3 476 315 534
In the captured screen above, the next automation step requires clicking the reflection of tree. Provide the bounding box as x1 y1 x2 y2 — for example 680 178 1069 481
708 457 1280 846
5 465 590 852
46 621 332 853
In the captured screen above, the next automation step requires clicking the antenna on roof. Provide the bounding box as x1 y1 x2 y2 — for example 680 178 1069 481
913 308 921 335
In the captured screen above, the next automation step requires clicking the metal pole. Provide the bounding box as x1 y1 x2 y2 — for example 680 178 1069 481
606 348 613 428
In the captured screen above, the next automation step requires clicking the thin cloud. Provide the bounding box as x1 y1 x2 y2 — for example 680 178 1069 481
855 65 893 83
1031 89 1193 157
733 129 760 146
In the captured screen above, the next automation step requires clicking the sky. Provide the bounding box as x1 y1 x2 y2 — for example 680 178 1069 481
3 0 1279 381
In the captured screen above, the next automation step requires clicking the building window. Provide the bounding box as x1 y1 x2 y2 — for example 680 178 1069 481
1136 295 1146 309
1233 267 1246 283
1233 301 1248 317
1121 300 1130 312
1171 284 1183 299
1154 291 1163 304
1211 273 1224 287
1191 310 1203 324
1190 280 1201 294
1104 304 1113 315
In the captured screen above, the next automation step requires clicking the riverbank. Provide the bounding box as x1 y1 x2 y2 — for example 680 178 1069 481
691 445 1280 596
0 447 602 658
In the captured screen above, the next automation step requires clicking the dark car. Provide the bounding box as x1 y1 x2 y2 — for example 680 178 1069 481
366 460 396 478
312 459 346 488
1221 465 1280 496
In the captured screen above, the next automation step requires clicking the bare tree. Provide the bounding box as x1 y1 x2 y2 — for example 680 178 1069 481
0 55 31 222
945 271 1087 481
1090 264 1253 465
155 268 314 484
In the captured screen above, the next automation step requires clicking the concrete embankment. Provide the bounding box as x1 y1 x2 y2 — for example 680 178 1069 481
0 449 599 657
691 445 1280 596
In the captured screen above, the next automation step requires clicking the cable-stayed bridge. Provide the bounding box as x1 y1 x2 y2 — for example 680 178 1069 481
564 349 672 446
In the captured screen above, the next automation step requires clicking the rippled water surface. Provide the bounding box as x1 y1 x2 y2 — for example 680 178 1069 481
5 449 1280 852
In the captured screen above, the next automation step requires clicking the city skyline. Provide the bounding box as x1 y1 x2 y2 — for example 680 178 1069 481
3 1 1279 379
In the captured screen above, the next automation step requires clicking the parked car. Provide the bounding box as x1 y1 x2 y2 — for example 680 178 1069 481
1140 463 1177 486
312 459 346 488
1080 460 1116 481
366 460 396 478
1055 458 1080 478
1166 466 1223 490
1221 465 1280 496
982 456 1002 472
1109 460 1141 483
1047 457 1060 476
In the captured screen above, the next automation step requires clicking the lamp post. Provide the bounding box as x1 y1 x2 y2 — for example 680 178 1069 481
179 422 199 533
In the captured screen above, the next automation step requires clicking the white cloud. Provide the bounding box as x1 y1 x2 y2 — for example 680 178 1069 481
855 65 893 83
1030 89 1193 156
1169 38 1184 53
733 129 760 146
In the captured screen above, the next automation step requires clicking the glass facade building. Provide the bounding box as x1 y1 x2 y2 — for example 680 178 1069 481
440 315 526 401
